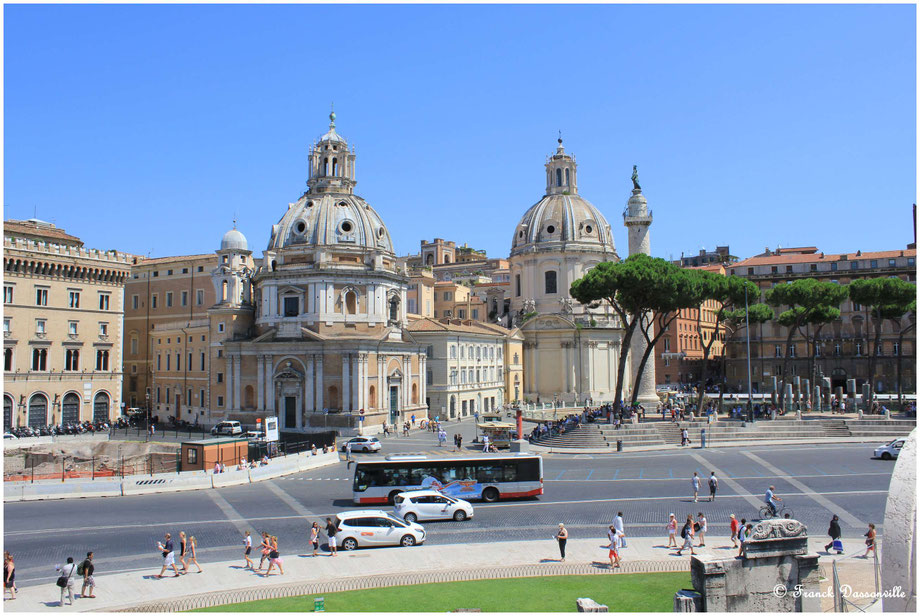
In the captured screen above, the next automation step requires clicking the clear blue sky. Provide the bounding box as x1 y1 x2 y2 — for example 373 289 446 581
5 4 916 262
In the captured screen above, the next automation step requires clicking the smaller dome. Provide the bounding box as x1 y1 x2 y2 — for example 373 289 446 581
221 228 249 251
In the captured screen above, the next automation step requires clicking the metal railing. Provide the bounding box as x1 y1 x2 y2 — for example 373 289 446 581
832 545 880 612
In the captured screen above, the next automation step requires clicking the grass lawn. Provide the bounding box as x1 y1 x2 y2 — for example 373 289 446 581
193 572 691 612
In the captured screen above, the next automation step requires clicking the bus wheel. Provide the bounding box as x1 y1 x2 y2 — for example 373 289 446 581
388 491 402 505
482 487 499 503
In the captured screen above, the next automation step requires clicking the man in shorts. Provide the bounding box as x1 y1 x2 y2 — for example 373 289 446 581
156 533 180 578
325 517 338 557
79 552 95 598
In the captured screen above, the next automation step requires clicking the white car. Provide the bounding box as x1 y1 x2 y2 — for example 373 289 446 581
874 438 905 460
211 421 242 436
393 490 474 523
333 510 426 550
341 436 381 453
3 433 17 440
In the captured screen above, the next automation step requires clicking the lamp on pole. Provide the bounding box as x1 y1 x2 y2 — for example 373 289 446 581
745 284 754 422
145 390 150 442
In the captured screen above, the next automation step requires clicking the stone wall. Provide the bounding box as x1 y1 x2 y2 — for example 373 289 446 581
882 428 916 612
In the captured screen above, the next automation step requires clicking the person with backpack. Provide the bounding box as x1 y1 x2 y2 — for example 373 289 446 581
78 552 95 599
708 472 718 501
675 515 696 556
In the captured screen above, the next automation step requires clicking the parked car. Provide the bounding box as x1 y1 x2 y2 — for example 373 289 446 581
211 420 242 436
393 489 474 522
333 510 426 550
3 432 18 440
874 438 905 460
340 436 381 453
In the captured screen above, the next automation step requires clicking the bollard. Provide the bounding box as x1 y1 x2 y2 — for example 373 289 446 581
616 440 623 452
701 429 706 448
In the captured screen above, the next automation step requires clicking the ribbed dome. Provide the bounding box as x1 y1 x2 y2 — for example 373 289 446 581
510 193 616 256
220 228 249 251
267 193 394 254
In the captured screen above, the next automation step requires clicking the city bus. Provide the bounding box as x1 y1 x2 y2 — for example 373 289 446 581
351 454 543 504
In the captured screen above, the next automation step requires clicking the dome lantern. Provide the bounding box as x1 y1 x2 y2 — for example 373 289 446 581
307 109 357 195
545 133 578 196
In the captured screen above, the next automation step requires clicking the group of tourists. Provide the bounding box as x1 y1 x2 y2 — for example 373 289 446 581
155 531 202 579
47 552 95 606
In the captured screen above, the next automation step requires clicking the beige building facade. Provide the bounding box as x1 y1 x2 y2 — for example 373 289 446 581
407 316 524 419
3 219 132 428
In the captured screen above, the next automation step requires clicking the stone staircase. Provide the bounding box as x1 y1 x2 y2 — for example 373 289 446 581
530 417 915 450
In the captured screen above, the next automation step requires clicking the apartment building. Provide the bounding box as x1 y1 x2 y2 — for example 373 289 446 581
122 254 217 414
3 219 132 428
724 245 916 394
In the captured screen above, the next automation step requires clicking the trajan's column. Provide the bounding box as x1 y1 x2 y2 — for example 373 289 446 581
623 166 660 408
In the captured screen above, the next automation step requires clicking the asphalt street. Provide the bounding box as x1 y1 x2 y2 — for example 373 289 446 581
3 418 896 589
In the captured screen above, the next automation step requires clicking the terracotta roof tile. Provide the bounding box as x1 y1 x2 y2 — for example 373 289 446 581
733 248 915 268
4 219 83 245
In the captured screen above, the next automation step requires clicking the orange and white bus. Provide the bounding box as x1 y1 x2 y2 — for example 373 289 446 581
351 454 543 504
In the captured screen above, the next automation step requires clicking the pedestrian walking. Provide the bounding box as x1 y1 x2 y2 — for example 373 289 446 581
411 414 416 426
155 533 181 578
482 434 490 453
264 536 284 577
681 427 690 446
613 512 626 548
862 523 877 558
737 520 749 556
825 515 843 554
606 525 621 569
456 434 463 451
257 532 271 570
555 523 568 562
729 514 740 548
382 423 390 438
708 472 718 501
187 536 202 573
697 513 707 547
667 513 678 548
55 557 77 606
325 517 339 557
79 552 95 598
675 515 696 556
243 531 254 569
178 531 189 574
4 552 15 601
691 472 701 502
310 522 320 557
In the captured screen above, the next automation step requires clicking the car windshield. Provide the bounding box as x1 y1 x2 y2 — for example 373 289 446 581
886 439 901 446
386 516 407 527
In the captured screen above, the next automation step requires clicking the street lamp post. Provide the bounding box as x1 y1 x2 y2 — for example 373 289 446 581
745 285 754 422
145 391 150 442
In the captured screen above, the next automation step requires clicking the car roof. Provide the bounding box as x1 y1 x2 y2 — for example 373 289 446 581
398 490 454 498
337 509 391 518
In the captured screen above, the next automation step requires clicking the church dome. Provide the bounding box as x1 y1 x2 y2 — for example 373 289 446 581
266 112 394 256
220 228 249 251
510 139 616 257
267 193 394 254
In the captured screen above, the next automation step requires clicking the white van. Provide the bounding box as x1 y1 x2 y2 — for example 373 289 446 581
211 420 242 436
873 438 905 460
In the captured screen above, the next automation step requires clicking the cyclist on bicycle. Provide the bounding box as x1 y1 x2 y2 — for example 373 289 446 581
765 485 782 517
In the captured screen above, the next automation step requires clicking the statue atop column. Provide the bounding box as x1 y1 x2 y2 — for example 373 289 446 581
631 165 641 191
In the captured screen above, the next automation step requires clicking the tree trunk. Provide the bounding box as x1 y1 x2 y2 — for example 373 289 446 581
631 312 678 406
896 321 915 409
613 309 639 410
696 313 720 409
867 310 883 401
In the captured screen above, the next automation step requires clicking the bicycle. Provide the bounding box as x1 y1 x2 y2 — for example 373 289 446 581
758 503 795 520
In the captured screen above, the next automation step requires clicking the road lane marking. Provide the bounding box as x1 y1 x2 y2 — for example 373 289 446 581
585 470 593 480
689 452 764 510
264 480 321 520
740 451 866 528
542 472 892 483
205 489 255 537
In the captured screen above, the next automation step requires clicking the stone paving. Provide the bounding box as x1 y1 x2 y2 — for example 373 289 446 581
4 535 868 612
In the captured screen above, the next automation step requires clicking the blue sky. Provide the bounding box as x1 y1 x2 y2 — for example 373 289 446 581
4 4 916 262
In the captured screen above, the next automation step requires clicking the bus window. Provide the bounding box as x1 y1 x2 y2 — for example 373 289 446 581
502 464 518 482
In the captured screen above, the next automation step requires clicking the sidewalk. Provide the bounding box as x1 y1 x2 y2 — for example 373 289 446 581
5 535 865 612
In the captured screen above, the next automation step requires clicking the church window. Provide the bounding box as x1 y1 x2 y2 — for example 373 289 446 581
389 296 399 322
515 274 521 297
295 221 306 234
585 225 592 234
307 201 314 208
345 291 357 315
545 271 558 294
332 158 338 176
283 296 299 317
323 158 330 175
341 221 353 233
556 168 562 187
565 168 570 186
221 281 228 302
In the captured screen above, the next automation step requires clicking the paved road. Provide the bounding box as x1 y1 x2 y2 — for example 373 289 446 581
4 434 894 589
